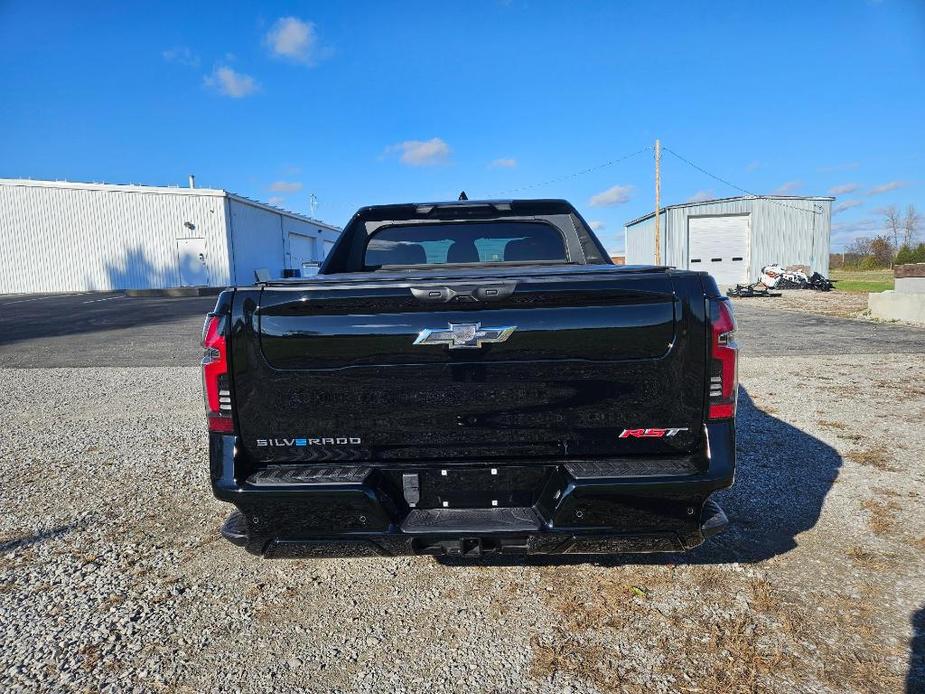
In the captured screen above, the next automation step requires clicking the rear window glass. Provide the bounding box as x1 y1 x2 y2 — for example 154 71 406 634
364 222 568 267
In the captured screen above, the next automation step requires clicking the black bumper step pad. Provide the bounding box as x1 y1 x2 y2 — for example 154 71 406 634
246 465 371 486
565 458 701 479
401 507 542 534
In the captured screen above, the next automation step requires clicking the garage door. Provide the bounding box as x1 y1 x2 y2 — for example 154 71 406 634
288 233 316 268
688 215 749 286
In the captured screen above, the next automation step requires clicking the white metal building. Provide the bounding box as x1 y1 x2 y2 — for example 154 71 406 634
0 178 341 294
624 195 833 286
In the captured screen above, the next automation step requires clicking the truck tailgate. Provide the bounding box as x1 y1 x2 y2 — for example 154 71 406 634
229 267 708 463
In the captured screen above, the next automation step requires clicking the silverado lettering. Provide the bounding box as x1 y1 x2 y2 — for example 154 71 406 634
204 198 738 558
256 437 362 447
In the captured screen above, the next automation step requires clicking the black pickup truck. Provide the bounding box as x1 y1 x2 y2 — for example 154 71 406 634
204 199 737 558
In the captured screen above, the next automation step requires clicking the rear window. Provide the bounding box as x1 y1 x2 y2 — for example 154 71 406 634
364 222 568 267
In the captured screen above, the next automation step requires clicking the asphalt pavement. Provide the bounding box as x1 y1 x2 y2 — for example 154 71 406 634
732 301 925 355
0 292 216 367
0 291 923 367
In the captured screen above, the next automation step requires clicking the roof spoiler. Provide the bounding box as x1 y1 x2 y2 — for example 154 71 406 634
351 199 577 223
414 201 512 216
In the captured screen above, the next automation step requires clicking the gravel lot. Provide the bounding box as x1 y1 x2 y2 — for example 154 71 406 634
730 288 871 320
1 309 924 691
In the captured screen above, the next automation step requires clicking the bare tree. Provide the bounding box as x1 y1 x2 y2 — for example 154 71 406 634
846 236 872 256
883 205 902 253
903 204 921 247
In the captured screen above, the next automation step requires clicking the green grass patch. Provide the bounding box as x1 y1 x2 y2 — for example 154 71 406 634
830 269 894 293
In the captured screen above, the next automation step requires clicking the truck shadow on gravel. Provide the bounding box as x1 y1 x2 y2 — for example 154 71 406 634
437 388 842 568
910 606 925 694
0 524 78 553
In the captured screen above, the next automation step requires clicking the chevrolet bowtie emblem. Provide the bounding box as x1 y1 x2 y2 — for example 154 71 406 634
413 322 516 349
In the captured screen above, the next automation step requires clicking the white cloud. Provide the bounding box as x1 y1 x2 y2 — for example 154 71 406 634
269 180 302 193
588 220 605 231
831 218 880 236
772 180 802 195
163 46 199 67
204 66 259 98
687 189 715 203
830 217 882 250
745 161 761 172
589 184 634 207
385 138 452 166
867 180 906 196
489 157 517 169
828 183 860 195
833 199 864 215
265 17 318 65
267 196 285 207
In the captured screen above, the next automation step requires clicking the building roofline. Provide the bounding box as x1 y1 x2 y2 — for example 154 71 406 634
623 194 836 227
0 178 340 231
0 177 229 196
225 193 340 230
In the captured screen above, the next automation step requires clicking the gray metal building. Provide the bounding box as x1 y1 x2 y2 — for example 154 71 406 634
624 195 833 286
0 178 341 294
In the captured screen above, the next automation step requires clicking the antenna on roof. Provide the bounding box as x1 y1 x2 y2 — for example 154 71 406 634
458 191 468 201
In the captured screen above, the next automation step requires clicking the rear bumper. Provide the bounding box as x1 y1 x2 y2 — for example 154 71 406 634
219 500 728 558
210 422 735 558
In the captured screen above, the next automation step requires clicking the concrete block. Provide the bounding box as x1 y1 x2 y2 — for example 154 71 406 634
868 290 925 324
896 277 925 294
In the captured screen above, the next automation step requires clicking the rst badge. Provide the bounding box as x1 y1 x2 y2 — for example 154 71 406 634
413 322 516 350
619 428 689 438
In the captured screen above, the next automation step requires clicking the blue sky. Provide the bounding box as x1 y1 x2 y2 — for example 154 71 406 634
1 1 923 252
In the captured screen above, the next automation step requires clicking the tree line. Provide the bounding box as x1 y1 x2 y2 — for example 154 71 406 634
831 204 923 270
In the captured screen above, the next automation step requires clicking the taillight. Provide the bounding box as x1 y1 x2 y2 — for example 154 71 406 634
708 298 738 420
201 314 233 433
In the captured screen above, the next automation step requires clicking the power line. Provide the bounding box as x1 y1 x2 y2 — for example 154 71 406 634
484 146 651 197
662 146 823 216
661 147 755 197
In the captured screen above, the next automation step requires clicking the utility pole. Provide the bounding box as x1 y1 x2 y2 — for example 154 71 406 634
654 139 661 265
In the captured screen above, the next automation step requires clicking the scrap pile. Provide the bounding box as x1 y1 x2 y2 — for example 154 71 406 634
760 264 837 291
727 283 780 298
727 264 836 298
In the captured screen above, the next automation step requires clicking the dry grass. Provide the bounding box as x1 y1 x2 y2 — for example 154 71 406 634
529 565 907 693
818 419 848 430
874 379 925 401
862 498 901 536
847 546 891 572
530 637 615 693
838 432 865 442
76 643 102 671
847 446 899 472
